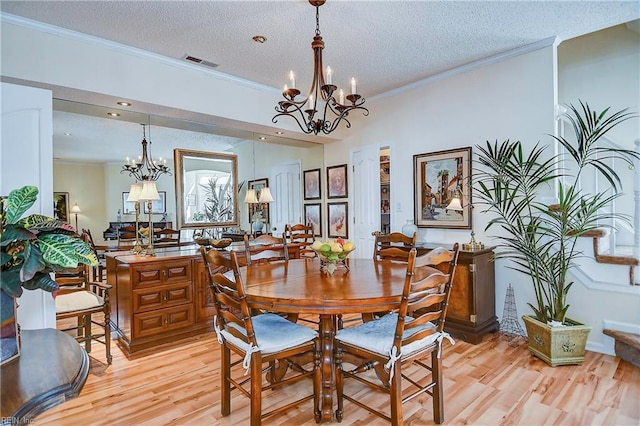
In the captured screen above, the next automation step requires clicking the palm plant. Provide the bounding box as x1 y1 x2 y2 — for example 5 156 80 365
475 101 638 324
1 186 97 298
201 177 233 222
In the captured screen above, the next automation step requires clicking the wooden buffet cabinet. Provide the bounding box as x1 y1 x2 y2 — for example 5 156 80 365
416 244 499 344
106 248 213 357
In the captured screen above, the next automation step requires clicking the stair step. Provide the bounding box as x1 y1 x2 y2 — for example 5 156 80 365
603 329 640 368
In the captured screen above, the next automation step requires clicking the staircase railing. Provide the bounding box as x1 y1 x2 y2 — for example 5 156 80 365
555 106 639 258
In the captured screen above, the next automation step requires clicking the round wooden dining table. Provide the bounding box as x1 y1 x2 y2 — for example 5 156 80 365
236 257 435 423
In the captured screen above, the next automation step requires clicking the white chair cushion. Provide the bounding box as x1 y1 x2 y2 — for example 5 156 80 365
55 291 104 314
221 313 317 355
335 313 440 358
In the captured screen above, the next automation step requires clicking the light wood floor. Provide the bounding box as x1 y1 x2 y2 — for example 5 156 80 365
36 320 639 426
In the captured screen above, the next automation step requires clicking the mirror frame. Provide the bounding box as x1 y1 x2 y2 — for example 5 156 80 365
174 148 239 229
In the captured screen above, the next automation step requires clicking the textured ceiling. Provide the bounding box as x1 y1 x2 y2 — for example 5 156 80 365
1 0 638 163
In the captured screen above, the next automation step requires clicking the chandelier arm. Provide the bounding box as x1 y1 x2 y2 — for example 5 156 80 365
272 111 314 134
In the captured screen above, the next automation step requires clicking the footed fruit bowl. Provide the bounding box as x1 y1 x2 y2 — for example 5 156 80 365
312 238 356 275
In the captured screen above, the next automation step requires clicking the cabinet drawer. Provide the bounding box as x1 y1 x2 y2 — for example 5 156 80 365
132 283 193 312
132 259 192 288
133 304 195 339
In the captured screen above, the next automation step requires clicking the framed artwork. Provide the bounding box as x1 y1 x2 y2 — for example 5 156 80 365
413 147 472 229
248 178 270 224
328 202 348 238
304 203 322 237
327 164 348 199
122 192 137 214
143 191 167 214
53 192 69 222
303 168 321 200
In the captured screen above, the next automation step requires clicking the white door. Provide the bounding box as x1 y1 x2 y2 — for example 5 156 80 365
351 145 381 259
270 162 302 237
1 82 56 329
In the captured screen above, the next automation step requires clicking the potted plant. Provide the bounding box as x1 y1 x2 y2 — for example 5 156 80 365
1 185 97 364
474 101 639 366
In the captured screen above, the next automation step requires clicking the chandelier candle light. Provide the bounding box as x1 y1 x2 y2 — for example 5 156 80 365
273 0 368 135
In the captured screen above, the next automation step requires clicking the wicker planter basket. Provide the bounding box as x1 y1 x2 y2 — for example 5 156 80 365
522 315 591 367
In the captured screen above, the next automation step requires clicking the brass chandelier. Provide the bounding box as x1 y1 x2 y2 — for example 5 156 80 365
121 124 171 181
273 0 368 135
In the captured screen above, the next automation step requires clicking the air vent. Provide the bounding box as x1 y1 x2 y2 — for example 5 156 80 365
182 55 219 69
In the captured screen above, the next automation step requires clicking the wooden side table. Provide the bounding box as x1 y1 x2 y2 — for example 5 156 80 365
1 328 89 425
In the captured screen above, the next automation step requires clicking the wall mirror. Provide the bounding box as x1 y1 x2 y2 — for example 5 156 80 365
174 149 239 229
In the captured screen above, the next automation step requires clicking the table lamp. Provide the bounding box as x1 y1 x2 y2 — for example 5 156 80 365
126 182 144 254
70 203 81 231
138 180 161 256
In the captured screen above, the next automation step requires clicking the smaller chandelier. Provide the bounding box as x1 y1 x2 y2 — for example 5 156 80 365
273 0 368 135
121 124 171 181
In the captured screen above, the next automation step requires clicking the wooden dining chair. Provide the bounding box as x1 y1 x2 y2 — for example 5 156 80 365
200 247 321 425
54 264 113 364
117 224 138 248
244 234 289 265
373 230 417 262
334 244 460 425
285 223 316 258
154 227 181 247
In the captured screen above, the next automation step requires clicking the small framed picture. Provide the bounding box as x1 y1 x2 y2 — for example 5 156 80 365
328 202 348 238
303 168 321 200
327 164 348 199
304 203 322 237
143 191 167 214
53 192 69 222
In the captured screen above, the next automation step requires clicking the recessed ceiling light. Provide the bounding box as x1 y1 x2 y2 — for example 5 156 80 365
252 35 267 44
64 132 72 136
107 112 120 117
117 101 132 106
275 131 284 135
258 136 267 140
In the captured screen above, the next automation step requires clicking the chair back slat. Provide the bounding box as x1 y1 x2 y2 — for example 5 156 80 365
201 248 257 347
373 231 417 262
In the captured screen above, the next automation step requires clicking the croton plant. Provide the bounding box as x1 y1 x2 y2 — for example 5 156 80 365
0 185 97 298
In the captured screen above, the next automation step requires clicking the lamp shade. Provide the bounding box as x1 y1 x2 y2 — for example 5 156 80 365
138 180 161 201
244 189 258 204
259 187 274 203
446 197 463 211
70 203 81 214
127 183 143 202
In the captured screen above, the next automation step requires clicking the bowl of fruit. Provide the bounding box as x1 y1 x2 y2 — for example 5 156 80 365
311 238 356 274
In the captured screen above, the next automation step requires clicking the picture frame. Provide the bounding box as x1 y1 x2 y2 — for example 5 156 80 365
327 164 348 199
53 192 69 222
413 147 472 229
248 178 270 224
303 168 321 200
327 202 348 238
122 192 137 215
304 203 322 237
143 191 167 214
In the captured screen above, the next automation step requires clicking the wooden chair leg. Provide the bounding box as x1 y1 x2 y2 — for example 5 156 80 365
84 314 92 353
432 350 444 424
250 351 262 426
334 347 344 422
104 309 112 364
221 345 231 416
314 341 322 423
389 361 402 426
